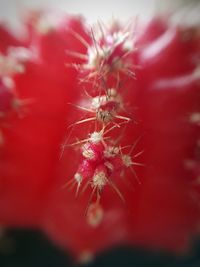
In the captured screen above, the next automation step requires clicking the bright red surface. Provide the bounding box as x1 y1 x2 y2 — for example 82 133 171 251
0 14 200 260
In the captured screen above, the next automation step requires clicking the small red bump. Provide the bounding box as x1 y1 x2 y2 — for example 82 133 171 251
82 142 105 162
78 159 95 180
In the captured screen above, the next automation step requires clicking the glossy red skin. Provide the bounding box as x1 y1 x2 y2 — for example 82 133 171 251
0 15 88 226
0 15 200 260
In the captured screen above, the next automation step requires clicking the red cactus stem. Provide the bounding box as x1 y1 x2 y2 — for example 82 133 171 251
0 10 200 262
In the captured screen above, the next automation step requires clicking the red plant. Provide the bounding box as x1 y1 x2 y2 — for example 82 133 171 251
0 10 200 262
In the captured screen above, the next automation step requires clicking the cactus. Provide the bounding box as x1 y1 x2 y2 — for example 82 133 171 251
0 10 200 262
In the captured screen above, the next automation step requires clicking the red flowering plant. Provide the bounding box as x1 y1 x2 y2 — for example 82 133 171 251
0 9 200 262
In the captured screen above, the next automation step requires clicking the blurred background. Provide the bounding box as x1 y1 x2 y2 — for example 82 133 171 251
1 229 200 266
0 0 199 26
0 0 200 266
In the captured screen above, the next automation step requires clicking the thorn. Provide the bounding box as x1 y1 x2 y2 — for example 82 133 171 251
132 162 146 167
65 50 88 60
133 150 144 158
68 117 96 128
68 28 90 49
61 178 75 190
130 166 141 185
108 179 125 203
